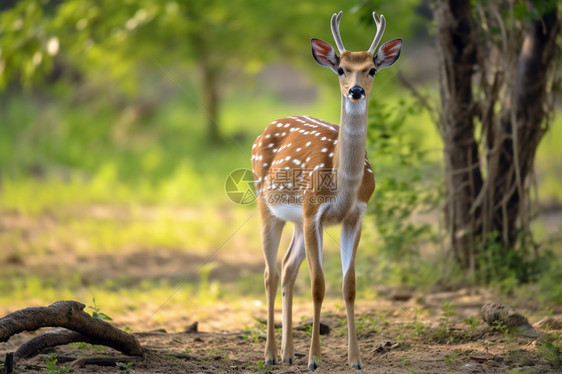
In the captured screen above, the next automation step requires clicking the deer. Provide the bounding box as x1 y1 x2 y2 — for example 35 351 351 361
251 10 402 371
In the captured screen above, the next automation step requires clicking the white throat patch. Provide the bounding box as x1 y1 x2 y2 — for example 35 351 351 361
344 97 367 115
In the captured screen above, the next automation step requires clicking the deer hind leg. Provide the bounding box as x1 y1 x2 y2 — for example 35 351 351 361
303 218 325 371
341 207 365 370
280 224 305 365
259 200 286 366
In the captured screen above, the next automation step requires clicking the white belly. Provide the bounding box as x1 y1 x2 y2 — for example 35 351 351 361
268 204 303 223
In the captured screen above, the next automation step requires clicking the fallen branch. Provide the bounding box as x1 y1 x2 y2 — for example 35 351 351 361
0 300 145 359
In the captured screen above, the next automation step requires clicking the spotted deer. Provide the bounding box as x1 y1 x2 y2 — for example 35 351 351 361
251 11 402 370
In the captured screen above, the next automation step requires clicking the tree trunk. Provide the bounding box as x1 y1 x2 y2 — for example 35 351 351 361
434 0 483 270
484 8 561 251
432 0 561 276
202 62 221 143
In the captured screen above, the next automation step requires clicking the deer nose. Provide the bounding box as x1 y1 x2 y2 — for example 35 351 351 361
348 86 365 100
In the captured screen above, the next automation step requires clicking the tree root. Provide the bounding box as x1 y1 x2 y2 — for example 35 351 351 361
0 300 145 372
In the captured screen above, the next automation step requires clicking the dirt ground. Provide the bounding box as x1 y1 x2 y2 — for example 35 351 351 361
1 209 562 373
2 293 562 373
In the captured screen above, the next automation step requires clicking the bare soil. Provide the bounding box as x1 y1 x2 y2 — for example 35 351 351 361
2 295 561 373
1 209 561 373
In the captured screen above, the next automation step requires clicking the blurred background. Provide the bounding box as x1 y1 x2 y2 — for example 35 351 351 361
0 0 560 331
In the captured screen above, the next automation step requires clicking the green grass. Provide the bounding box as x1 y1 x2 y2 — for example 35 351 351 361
1 82 561 324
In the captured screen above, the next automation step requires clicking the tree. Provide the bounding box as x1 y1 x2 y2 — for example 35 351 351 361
0 0 357 142
432 0 561 277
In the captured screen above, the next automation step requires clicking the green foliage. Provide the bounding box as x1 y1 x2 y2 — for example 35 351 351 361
40 353 71 374
339 312 389 337
0 1 54 89
410 309 429 337
240 319 266 343
537 333 562 362
464 315 480 334
300 315 313 337
365 98 441 284
491 320 510 338
353 0 425 41
475 232 553 292
88 297 113 321
434 302 456 343
245 360 270 371
444 351 459 363
538 262 562 305
401 357 420 374
116 361 133 373
197 263 221 302
0 0 374 94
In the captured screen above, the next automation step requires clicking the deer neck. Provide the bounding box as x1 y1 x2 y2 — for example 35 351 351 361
331 96 368 217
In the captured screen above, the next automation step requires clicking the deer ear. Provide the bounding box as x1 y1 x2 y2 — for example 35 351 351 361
374 38 402 69
311 38 339 72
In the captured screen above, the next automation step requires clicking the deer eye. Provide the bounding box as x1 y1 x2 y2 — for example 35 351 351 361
368 68 377 77
337 67 345 76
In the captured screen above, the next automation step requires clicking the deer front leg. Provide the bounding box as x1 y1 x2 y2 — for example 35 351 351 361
341 211 364 370
281 224 306 365
303 218 325 371
259 200 285 366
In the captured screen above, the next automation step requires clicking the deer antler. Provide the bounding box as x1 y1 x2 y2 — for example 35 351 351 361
368 12 386 54
330 11 346 54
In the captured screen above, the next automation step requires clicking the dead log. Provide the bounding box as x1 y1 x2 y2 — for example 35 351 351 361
480 303 543 338
0 300 145 358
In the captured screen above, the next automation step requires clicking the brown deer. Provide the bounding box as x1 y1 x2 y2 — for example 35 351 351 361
251 10 402 370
